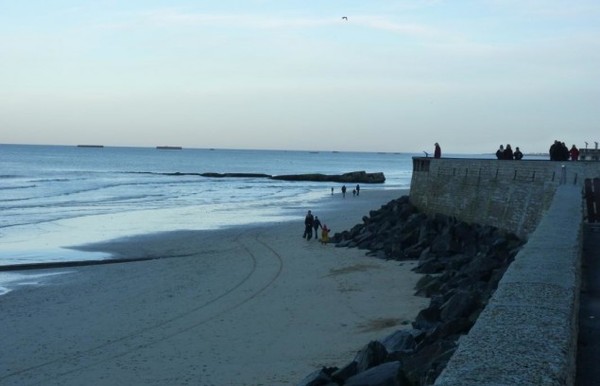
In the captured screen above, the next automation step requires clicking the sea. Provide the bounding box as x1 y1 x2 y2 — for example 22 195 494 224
1 144 419 271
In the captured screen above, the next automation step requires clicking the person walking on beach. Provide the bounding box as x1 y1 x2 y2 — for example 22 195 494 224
434 143 441 158
356 184 360 196
303 210 314 240
313 216 322 240
341 185 347 198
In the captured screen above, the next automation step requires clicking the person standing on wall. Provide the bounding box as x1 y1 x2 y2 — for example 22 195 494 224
503 144 514 160
496 145 505 159
570 145 580 161
514 147 523 160
434 143 441 158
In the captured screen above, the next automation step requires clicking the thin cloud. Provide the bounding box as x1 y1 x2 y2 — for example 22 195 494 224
139 9 334 29
106 8 445 40
350 15 442 38
485 0 600 19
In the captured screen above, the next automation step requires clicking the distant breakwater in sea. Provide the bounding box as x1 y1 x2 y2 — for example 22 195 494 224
134 170 386 184
298 195 525 386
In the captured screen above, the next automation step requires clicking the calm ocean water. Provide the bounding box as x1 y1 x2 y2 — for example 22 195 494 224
1 144 417 267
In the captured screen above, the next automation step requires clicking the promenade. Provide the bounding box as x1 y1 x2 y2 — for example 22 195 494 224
576 223 600 385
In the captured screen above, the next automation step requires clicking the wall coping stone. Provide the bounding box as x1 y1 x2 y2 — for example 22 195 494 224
434 185 582 385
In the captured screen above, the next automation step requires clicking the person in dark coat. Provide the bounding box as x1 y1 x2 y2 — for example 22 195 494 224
434 143 441 158
496 145 504 159
549 140 559 160
312 216 322 240
503 144 514 160
303 210 314 240
514 147 523 160
560 142 569 161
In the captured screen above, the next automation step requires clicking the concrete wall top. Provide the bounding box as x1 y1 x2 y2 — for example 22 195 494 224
409 158 600 238
435 185 582 385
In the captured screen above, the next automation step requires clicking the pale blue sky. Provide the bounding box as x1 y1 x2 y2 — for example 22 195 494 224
1 1 599 153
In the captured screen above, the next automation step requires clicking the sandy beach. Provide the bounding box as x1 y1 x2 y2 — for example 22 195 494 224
0 189 428 386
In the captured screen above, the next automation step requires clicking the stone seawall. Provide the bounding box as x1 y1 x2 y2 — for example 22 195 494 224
434 185 582 385
409 158 597 238
408 158 598 385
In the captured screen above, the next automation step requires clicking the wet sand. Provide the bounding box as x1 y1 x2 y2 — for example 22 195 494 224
0 189 428 385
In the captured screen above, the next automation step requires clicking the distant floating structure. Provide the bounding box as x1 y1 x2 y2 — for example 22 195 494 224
156 146 183 150
77 144 104 148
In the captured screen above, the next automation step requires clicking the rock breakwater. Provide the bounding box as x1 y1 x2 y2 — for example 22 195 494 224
299 195 525 386
153 170 385 183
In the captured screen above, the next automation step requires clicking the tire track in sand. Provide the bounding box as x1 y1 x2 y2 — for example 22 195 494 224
1 232 284 385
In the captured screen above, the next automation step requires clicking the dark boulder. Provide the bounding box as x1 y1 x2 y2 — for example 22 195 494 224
297 367 338 386
345 361 407 386
300 195 525 386
401 340 457 385
354 341 389 373
379 329 422 354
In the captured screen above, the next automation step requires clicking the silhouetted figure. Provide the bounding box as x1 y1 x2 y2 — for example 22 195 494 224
434 143 441 158
503 144 514 160
570 145 580 161
356 184 360 196
550 140 569 161
313 216 322 239
496 145 505 159
549 140 558 160
341 185 347 198
303 210 314 240
560 142 569 160
514 147 523 160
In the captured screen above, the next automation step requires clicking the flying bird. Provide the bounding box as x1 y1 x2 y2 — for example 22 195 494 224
342 16 348 20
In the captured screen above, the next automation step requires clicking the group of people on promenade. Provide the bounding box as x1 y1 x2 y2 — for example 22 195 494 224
550 140 580 161
432 141 584 161
495 144 523 160
303 210 330 244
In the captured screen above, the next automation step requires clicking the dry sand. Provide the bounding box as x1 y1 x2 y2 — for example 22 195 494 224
0 189 428 386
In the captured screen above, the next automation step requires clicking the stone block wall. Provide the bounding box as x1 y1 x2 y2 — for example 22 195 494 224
409 158 597 238
434 185 583 385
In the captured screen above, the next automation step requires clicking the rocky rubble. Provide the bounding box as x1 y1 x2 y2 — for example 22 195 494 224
298 195 525 386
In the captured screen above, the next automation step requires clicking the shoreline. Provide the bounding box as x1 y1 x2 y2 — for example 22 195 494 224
0 188 429 385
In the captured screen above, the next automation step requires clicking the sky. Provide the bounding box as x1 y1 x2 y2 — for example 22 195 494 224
1 1 599 153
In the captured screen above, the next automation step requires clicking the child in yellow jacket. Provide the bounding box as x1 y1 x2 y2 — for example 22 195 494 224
321 224 330 245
